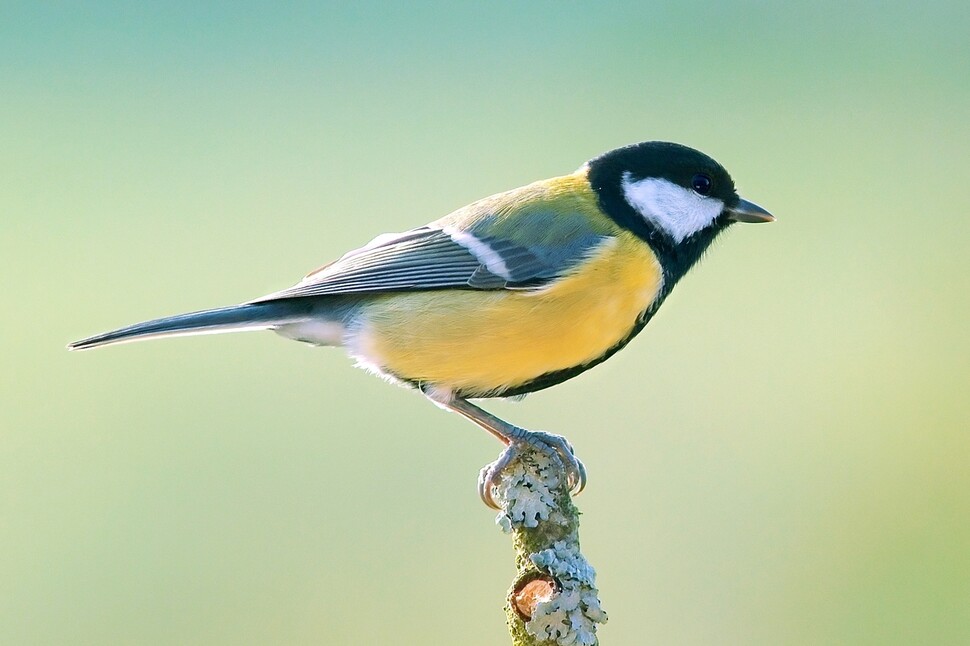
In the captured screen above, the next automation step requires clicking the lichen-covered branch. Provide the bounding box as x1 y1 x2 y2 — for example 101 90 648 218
491 449 608 646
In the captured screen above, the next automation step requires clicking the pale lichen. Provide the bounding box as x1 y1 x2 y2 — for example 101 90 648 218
526 542 607 646
492 449 607 646
495 451 570 532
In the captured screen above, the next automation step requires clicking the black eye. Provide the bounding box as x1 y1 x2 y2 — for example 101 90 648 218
691 173 713 195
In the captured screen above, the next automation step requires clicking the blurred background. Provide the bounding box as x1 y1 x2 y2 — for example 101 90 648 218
2 2 968 644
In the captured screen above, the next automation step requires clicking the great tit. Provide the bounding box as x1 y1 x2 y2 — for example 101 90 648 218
70 141 774 509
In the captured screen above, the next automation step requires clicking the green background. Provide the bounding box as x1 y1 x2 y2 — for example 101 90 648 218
3 2 968 644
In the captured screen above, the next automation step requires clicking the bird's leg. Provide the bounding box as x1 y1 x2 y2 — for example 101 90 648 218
424 388 587 510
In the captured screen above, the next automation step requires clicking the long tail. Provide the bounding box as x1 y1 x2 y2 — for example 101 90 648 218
68 301 313 351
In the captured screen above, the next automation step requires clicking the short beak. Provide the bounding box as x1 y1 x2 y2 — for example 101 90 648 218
726 197 775 223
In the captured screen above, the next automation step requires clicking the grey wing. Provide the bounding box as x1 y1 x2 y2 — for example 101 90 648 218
250 225 605 302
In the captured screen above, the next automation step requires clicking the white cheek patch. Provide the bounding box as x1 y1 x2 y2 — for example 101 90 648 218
621 173 724 243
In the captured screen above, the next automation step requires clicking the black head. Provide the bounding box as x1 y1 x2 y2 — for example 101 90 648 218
587 141 773 283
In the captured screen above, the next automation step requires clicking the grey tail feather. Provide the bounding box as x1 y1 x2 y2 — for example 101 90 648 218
68 301 313 351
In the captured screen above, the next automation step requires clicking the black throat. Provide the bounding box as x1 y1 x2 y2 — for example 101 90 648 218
472 165 732 399
587 162 731 293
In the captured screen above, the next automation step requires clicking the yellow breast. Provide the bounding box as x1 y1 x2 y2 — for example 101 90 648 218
353 231 664 396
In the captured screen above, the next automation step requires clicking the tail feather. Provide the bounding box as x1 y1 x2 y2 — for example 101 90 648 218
68 301 312 351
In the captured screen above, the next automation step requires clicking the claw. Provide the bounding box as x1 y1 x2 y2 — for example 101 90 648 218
420 391 587 511
478 444 521 509
478 429 587 510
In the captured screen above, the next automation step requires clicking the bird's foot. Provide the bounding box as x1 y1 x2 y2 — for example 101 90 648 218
478 428 587 510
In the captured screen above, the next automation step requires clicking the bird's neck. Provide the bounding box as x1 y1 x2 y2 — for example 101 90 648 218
650 224 729 290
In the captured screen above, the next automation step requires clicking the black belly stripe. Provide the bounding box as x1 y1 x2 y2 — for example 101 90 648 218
459 283 673 399
416 218 725 399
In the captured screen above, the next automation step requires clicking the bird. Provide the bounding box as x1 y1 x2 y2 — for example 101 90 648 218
69 141 774 509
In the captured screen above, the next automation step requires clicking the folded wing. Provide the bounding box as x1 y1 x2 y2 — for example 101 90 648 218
252 196 610 302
